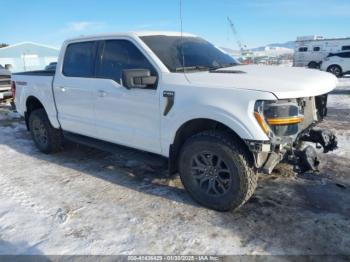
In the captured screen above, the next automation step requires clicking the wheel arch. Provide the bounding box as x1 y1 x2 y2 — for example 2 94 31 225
168 118 254 175
327 64 342 70
25 96 46 130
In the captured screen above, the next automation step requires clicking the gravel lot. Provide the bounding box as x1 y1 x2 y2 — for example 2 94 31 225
0 79 349 255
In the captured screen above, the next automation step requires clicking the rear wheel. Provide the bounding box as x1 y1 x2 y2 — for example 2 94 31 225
308 61 319 69
327 65 342 77
178 130 257 211
29 109 63 153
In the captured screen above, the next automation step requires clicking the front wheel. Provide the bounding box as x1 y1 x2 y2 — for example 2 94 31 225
178 131 257 211
327 65 342 77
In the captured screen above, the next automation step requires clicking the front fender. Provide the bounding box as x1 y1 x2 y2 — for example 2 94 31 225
161 103 270 156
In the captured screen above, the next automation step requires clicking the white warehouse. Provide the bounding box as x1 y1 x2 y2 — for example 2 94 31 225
0 42 59 72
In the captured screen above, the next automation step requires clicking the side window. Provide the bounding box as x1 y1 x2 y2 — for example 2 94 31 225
63 41 97 77
341 45 350 51
336 52 349 58
342 52 350 58
298 47 308 52
97 40 157 84
313 47 320 51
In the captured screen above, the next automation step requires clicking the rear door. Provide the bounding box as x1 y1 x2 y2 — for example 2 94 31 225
53 41 101 137
93 39 162 153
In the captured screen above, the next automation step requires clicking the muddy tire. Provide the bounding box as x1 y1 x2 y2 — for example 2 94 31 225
327 65 342 77
29 109 63 154
178 130 257 211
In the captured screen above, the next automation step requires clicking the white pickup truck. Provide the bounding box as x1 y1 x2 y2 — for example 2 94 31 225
12 32 338 211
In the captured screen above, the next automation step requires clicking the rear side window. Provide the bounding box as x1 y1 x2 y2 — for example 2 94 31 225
298 47 308 52
342 45 350 51
63 41 97 77
97 40 156 84
313 47 320 51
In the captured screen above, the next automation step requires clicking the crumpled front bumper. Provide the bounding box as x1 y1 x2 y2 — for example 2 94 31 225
289 127 337 173
246 126 338 174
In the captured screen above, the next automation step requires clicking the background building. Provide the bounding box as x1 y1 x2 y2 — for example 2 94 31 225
0 42 59 72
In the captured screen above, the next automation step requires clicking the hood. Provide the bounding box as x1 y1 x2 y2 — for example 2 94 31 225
185 65 338 99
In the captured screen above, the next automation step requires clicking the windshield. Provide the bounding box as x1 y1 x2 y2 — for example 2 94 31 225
140 35 238 72
0 64 4 69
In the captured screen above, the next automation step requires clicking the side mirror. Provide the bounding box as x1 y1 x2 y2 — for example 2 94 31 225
122 69 157 89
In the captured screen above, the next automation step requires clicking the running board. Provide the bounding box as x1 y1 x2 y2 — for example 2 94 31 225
63 132 168 168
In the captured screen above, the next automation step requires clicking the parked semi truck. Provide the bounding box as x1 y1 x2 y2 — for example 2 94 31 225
12 32 338 211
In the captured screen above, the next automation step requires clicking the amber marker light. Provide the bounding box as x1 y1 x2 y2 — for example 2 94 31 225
254 112 270 134
267 116 304 125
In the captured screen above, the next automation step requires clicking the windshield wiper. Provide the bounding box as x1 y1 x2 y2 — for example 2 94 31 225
175 63 238 72
210 63 238 71
175 66 211 72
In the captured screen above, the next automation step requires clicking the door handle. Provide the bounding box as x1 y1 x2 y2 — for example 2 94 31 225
98 90 107 97
60 86 66 92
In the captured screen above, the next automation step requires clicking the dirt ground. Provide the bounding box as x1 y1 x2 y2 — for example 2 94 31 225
0 81 349 255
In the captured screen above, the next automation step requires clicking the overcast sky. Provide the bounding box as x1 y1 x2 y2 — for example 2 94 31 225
1 0 350 49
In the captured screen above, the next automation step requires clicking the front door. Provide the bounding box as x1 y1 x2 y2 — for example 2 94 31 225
93 39 161 153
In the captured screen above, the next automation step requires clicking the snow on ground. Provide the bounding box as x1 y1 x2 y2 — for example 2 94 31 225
0 80 349 255
323 79 350 159
337 76 350 87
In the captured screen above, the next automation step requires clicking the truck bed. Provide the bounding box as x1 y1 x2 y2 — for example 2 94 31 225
12 71 60 128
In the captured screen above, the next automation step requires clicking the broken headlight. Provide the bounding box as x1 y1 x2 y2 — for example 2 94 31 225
254 100 304 137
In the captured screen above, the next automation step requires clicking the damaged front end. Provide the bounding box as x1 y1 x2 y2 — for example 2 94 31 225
289 127 337 173
247 94 337 174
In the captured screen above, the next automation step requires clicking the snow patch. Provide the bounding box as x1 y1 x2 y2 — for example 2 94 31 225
337 77 350 87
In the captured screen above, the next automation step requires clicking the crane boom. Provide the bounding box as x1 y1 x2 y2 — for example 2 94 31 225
227 17 244 53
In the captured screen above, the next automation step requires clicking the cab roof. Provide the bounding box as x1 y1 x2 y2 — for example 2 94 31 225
65 31 197 43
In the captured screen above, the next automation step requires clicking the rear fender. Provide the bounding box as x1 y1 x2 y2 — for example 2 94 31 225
16 79 60 129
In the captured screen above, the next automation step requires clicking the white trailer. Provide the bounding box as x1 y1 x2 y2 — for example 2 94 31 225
293 35 350 68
